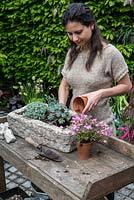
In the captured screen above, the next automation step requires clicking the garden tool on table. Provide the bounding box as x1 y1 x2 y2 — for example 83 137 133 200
25 137 62 162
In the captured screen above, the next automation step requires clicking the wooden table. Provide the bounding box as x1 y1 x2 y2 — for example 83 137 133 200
0 136 134 200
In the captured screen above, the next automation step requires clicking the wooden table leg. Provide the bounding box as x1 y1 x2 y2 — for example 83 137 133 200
0 156 6 192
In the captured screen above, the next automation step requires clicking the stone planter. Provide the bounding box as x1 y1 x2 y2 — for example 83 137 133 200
0 116 7 123
7 107 76 153
0 110 8 123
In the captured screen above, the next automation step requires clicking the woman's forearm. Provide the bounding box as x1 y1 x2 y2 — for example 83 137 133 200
101 84 131 99
58 78 69 105
82 74 132 113
101 74 132 98
58 85 69 105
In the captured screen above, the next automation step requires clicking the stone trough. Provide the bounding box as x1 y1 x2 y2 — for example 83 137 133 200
7 107 76 153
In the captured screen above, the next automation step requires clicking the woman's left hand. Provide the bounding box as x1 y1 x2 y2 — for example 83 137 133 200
81 89 103 113
81 74 132 114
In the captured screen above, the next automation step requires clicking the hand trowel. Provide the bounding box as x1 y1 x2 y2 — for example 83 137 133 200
25 137 62 162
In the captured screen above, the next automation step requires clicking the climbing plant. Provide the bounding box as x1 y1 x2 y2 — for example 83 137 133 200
0 0 70 93
0 0 134 94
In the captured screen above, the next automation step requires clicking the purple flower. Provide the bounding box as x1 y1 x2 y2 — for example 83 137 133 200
118 124 133 143
70 114 112 143
84 125 92 130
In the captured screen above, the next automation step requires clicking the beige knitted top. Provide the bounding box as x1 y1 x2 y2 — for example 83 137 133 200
61 44 128 135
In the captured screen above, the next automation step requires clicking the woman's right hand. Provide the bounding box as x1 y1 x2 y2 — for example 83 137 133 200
81 89 104 113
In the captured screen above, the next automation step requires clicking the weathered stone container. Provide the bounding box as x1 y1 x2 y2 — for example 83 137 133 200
0 116 7 123
7 107 76 153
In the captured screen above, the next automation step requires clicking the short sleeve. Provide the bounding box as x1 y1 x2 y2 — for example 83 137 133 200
61 49 70 79
110 47 128 82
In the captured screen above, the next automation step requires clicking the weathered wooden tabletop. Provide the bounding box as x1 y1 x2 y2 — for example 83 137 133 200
0 136 134 200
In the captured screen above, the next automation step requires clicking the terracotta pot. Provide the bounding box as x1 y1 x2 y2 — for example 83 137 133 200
73 96 88 114
76 142 93 160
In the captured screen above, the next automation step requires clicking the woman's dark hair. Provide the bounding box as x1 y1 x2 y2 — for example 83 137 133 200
62 3 107 71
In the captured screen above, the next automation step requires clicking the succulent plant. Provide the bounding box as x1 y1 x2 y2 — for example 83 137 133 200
44 94 57 104
46 102 71 127
23 102 47 120
23 97 72 127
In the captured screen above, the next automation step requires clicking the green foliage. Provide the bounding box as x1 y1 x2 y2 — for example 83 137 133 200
0 99 9 109
86 0 134 116
23 102 47 120
111 95 129 117
87 0 133 42
116 44 134 80
47 102 71 126
86 0 134 82
0 53 7 66
0 0 70 92
13 76 44 104
114 87 134 144
75 131 99 144
23 99 72 127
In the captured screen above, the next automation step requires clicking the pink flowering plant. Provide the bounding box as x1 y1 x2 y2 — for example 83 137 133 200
70 114 112 143
115 87 134 144
118 124 134 143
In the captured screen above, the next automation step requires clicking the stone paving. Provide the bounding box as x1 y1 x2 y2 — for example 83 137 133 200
3 161 134 200
4 162 33 196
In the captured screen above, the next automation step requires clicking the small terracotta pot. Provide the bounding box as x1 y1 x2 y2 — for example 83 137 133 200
76 142 93 160
73 96 88 114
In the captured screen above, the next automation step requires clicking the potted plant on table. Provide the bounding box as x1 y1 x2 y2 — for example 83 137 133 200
70 114 112 160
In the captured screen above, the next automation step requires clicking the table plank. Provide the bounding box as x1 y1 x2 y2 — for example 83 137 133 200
105 136 134 159
0 137 133 200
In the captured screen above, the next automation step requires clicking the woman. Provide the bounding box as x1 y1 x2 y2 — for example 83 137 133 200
58 3 132 199
58 3 132 136
58 4 132 198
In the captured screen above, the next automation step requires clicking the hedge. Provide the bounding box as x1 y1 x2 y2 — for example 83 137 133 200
0 0 134 95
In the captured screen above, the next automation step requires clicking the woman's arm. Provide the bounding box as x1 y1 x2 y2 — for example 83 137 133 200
82 73 132 113
101 74 132 97
58 77 70 106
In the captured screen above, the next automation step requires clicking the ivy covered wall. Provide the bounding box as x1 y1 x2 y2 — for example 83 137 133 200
0 0 134 94
0 0 70 92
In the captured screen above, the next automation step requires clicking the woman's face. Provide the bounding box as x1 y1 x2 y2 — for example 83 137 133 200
65 21 94 48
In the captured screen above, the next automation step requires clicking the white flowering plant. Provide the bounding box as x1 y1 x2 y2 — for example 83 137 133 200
70 114 112 144
13 76 44 104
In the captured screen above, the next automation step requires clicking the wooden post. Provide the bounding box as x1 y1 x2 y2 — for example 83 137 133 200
0 156 6 192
